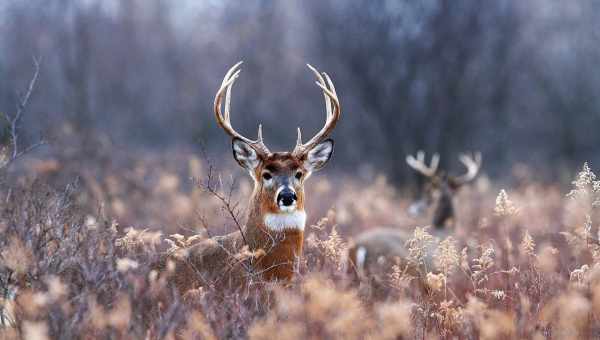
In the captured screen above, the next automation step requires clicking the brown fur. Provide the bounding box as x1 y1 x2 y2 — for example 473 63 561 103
156 153 311 293
424 178 457 229
347 227 450 279
248 229 304 282
253 153 307 213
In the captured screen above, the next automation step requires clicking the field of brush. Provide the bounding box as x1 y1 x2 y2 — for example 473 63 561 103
1 150 599 339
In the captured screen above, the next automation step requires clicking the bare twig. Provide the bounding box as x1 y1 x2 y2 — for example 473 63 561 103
1 57 45 170
190 141 256 279
194 211 213 238
192 165 249 247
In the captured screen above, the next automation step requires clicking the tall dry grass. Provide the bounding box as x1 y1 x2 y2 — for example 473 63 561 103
1 153 600 339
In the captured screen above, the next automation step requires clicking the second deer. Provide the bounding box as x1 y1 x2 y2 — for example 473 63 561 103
346 151 481 288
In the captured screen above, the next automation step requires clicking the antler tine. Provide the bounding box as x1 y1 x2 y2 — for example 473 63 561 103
293 64 341 156
406 154 424 175
454 152 482 184
306 64 331 118
406 151 439 177
221 60 243 87
416 150 425 163
430 153 440 172
323 72 337 120
323 73 337 101
307 65 332 121
214 62 270 155
224 70 238 123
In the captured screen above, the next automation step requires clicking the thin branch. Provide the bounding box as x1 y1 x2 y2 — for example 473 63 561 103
11 57 40 158
195 211 213 238
192 165 249 247
2 140 46 169
1 57 44 170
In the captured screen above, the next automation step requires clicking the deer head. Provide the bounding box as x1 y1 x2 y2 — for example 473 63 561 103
406 151 481 228
214 62 340 231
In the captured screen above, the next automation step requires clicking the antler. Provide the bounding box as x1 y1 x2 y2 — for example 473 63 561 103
214 62 271 155
406 151 440 177
292 64 341 156
452 152 482 185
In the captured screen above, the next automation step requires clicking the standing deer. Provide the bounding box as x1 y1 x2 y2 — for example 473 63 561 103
346 151 481 288
157 62 340 293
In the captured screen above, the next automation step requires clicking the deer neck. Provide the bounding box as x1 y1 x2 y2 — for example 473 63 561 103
262 211 306 232
244 191 306 281
432 186 454 230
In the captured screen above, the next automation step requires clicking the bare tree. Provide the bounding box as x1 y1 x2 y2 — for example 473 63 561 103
1 1 599 182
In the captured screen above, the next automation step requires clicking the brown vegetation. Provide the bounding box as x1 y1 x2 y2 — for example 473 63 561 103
2 152 600 339
346 151 482 296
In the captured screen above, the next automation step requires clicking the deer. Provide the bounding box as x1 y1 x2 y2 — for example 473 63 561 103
155 62 341 293
346 151 481 292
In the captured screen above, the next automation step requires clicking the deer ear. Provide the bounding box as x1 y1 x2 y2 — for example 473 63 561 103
305 139 334 172
232 138 261 171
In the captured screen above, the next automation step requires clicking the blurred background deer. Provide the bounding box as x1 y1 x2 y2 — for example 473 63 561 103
346 151 481 292
156 62 340 293
407 151 482 230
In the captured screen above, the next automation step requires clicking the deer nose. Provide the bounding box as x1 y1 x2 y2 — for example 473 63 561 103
277 188 297 207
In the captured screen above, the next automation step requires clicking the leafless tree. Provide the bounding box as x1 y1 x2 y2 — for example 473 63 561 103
1 1 599 183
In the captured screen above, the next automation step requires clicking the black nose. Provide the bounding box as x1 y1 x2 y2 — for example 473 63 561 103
278 189 297 206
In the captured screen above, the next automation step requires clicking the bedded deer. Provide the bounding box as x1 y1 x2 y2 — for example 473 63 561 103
346 151 481 286
156 62 341 293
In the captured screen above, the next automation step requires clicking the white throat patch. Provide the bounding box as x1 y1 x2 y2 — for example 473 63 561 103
264 211 306 232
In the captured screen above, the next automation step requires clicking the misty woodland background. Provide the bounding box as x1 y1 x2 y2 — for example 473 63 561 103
2 1 600 339
2 0 600 183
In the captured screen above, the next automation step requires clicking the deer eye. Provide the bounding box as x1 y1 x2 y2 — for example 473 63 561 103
295 171 303 180
262 172 272 181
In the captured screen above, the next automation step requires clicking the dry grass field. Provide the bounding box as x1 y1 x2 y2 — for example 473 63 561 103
1 151 599 339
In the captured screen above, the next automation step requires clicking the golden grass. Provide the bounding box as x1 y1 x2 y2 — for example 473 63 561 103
2 154 600 339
